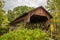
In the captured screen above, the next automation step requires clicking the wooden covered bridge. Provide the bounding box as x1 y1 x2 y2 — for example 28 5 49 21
9 6 53 31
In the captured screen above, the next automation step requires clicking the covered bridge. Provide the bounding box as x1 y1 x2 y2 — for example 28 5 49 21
9 6 53 31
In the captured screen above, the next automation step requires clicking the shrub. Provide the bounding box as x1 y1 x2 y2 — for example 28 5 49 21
0 27 9 36
0 29 49 40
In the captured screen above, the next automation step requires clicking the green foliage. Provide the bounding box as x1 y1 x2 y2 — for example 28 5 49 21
47 0 60 29
47 0 60 39
0 5 34 36
0 29 49 40
0 0 4 9
0 9 5 26
0 0 9 35
0 27 9 36
0 15 9 36
7 6 34 22
13 6 34 18
7 10 15 22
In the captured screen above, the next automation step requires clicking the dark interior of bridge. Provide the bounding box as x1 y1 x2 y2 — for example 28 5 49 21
30 15 48 23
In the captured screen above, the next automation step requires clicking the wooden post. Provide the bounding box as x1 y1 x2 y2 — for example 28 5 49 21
43 20 50 31
9 24 17 31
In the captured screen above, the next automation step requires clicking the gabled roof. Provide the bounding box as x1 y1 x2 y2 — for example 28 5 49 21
15 6 53 19
39 6 53 18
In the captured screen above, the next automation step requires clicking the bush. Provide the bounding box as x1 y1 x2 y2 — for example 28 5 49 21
0 29 49 40
0 27 9 36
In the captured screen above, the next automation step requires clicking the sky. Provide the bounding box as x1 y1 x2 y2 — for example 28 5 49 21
3 0 47 11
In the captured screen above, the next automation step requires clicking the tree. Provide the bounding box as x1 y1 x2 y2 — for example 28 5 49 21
13 6 34 18
7 10 15 22
47 0 60 27
0 0 4 9
7 6 34 22
47 0 60 39
0 0 9 35
0 0 5 26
